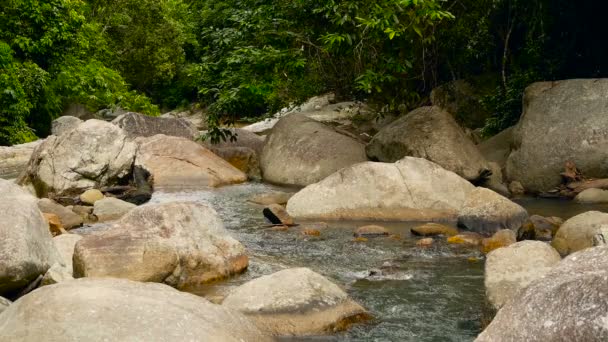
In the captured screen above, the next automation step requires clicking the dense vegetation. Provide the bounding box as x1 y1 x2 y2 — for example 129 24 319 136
1 0 606 145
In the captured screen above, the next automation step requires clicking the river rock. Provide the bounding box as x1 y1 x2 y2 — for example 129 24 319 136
477 246 608 341
411 223 458 237
19 119 136 197
42 234 83 285
222 267 369 336
161 106 207 130
366 106 489 181
73 202 248 289
458 188 528 234
484 241 560 310
478 126 514 167
552 211 608 256
0 179 59 296
0 140 43 180
480 162 510 197
263 204 294 225
37 198 83 229
354 225 389 238
447 232 483 246
202 128 265 155
79 189 104 205
480 229 517 254
0 297 9 314
517 215 562 241
506 79 608 193
92 197 136 222
287 157 475 221
0 278 269 342
248 191 294 205
112 112 198 139
209 146 261 180
574 188 608 203
51 116 83 136
42 213 66 236
135 134 246 190
260 114 367 186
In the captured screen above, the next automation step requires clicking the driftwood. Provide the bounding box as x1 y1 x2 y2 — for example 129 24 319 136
541 161 608 198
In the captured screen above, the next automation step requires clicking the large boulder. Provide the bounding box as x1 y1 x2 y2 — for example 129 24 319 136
478 126 514 167
260 115 367 186
0 140 43 180
286 157 475 221
477 246 608 341
112 112 198 139
135 135 246 190
0 179 59 296
0 278 269 342
51 116 83 136
457 187 528 234
19 120 136 197
202 128 265 155
484 241 560 311
207 146 261 180
37 198 83 229
552 211 608 256
222 268 369 336
506 79 608 193
42 234 83 285
73 202 248 289
366 106 489 181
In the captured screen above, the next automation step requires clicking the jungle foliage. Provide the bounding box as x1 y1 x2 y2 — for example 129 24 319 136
1 0 606 145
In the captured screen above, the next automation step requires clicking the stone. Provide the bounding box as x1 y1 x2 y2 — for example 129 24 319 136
222 268 369 336
51 116 83 136
74 202 248 289
0 140 43 180
508 181 525 196
480 229 517 255
416 238 434 247
480 162 510 197
478 126 514 167
112 112 198 139
574 188 608 203
411 223 458 237
0 278 269 342
458 187 528 234
0 179 59 296
41 234 83 286
477 246 608 341
161 106 207 130
506 79 608 193
0 297 10 314
517 215 562 242
286 157 475 221
42 213 66 236
447 233 482 246
37 198 83 229
366 106 490 181
260 114 367 186
209 146 260 180
484 241 561 311
248 191 294 206
552 211 608 256
92 197 136 222
18 120 136 197
302 228 321 237
263 204 294 225
201 128 265 155
354 225 389 238
80 189 104 205
135 134 246 190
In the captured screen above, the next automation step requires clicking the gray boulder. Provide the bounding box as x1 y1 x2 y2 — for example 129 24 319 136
0 140 43 180
0 278 269 342
74 202 248 289
37 198 83 229
222 268 369 336
484 241 561 310
458 187 528 234
112 112 198 139
478 126 514 167
0 179 59 295
506 79 608 193
51 116 83 136
19 120 136 197
552 211 608 256
477 246 608 341
260 114 367 186
366 106 489 181
286 157 475 221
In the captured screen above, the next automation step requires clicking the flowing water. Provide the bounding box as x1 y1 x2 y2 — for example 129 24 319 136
76 183 607 341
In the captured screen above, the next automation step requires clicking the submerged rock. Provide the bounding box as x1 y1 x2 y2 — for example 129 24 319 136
366 106 490 181
74 202 248 289
0 179 59 296
480 229 517 255
411 223 458 237
354 225 389 238
477 246 608 341
0 278 269 342
287 157 475 221
260 114 367 186
112 112 198 139
135 134 247 190
19 120 136 197
457 188 528 234
248 191 294 206
552 211 608 256
222 268 370 336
